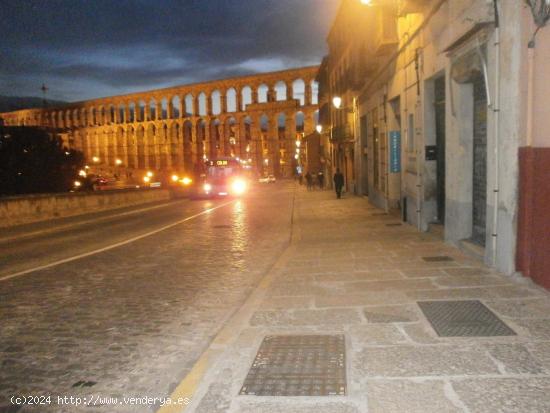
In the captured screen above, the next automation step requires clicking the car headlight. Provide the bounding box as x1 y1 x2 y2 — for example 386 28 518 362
203 183 212 192
231 179 247 195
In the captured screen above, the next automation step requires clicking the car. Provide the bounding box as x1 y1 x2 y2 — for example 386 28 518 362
259 174 276 183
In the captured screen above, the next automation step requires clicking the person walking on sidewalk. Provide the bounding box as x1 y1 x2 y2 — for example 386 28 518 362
333 168 344 199
317 171 324 189
305 172 313 191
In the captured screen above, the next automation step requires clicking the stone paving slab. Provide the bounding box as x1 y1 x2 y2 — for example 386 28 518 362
182 188 550 413
365 380 464 413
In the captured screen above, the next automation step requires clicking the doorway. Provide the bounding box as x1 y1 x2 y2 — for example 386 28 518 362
434 76 446 224
472 75 487 246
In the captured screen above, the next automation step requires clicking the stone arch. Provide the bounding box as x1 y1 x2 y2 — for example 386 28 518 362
80 108 87 127
161 98 169 120
117 103 125 124
211 90 221 115
138 100 146 122
108 104 116 124
128 102 136 122
172 96 181 118
275 81 287 101
310 79 319 105
149 98 157 121
258 84 268 103
184 93 194 116
292 79 305 106
198 93 207 117
72 109 80 127
226 88 237 113
241 86 252 110
91 107 97 125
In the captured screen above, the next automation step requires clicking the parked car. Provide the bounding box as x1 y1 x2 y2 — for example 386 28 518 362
259 174 276 183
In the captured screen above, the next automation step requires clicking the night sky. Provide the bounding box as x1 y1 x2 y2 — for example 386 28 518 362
0 0 339 102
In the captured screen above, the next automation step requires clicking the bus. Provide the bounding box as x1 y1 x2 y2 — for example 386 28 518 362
201 158 248 197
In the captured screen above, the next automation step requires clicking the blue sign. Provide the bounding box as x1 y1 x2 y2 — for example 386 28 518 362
389 131 401 173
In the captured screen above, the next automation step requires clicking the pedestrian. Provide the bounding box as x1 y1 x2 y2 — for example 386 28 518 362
317 171 324 189
305 172 313 191
333 168 344 199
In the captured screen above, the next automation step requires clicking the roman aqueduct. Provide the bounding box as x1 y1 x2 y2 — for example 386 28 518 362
0 66 319 179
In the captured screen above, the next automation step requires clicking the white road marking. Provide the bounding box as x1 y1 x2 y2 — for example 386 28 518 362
0 201 235 282
0 199 188 243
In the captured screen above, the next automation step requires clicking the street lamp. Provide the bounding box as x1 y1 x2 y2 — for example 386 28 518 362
316 124 323 133
332 96 342 109
92 156 100 163
115 158 122 165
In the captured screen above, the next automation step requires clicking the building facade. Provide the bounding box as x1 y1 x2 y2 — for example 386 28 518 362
320 0 550 288
0 66 319 181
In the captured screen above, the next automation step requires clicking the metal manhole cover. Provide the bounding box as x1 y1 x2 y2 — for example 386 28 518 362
422 256 454 262
239 335 346 396
213 225 231 229
385 223 402 226
418 300 516 337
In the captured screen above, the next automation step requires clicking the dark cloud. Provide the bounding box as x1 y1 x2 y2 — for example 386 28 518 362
0 0 338 101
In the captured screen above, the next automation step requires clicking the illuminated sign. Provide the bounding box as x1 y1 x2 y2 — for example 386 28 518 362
208 159 233 167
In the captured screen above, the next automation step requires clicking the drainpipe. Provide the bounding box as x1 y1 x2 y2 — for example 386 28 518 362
414 48 422 231
383 86 389 213
491 0 501 266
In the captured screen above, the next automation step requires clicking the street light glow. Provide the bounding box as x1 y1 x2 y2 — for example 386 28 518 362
332 96 342 109
146 171 154 177
296 140 301 147
316 124 323 133
360 0 373 5
115 159 122 165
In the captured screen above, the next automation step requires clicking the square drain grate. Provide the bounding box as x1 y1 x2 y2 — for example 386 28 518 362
418 300 516 337
422 256 454 262
239 335 346 396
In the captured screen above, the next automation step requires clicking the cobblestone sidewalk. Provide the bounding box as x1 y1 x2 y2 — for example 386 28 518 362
178 187 550 413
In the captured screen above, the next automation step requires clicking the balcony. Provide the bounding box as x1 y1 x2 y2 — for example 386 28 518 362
374 9 399 56
331 123 353 141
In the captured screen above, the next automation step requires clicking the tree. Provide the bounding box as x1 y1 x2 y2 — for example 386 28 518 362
0 126 85 196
